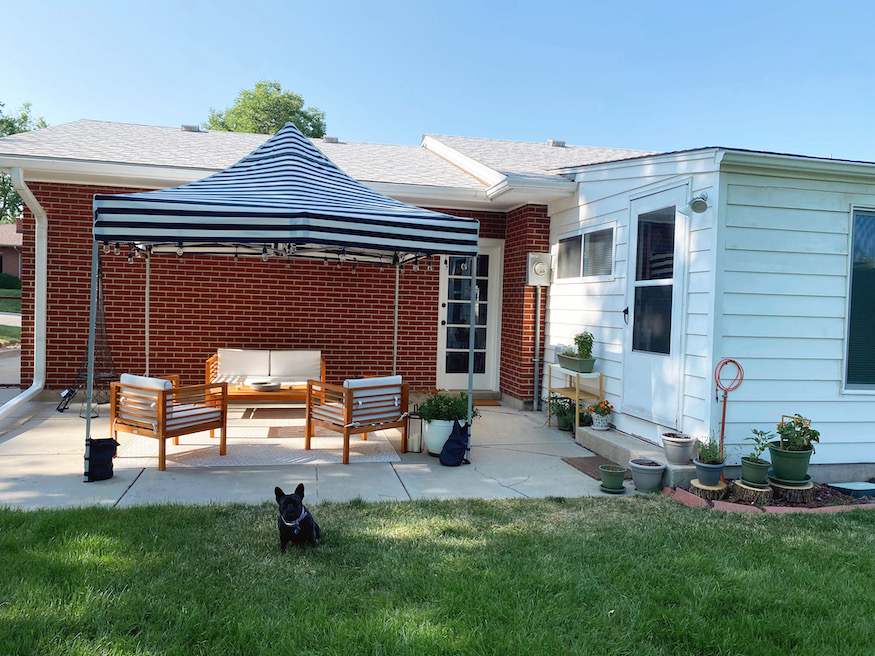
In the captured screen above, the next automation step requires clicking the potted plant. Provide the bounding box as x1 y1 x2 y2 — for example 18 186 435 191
548 396 576 431
599 464 627 494
693 436 725 486
661 432 696 465
556 330 596 373
587 399 613 430
740 428 773 487
768 414 819 483
418 392 479 456
628 458 666 492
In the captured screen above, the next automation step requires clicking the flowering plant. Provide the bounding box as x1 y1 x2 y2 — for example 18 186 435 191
776 414 819 452
588 399 613 417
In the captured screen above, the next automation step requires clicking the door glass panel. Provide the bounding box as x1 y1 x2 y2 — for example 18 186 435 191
633 286 672 354
448 254 489 276
847 212 875 386
446 327 487 350
447 302 487 326
448 279 489 302
446 352 486 374
636 208 675 281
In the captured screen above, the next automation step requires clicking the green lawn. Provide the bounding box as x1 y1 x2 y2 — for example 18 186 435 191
2 495 874 655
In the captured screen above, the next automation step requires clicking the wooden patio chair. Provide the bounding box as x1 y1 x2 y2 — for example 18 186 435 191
110 373 228 471
305 376 409 464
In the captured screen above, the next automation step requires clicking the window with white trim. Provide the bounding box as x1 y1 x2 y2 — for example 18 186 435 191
556 227 614 280
847 211 875 388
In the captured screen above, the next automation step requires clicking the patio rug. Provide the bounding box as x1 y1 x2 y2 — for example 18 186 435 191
114 423 401 468
240 407 306 420
562 456 632 480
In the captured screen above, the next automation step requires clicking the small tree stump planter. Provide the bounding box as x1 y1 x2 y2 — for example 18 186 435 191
770 480 815 504
732 480 774 505
690 478 728 501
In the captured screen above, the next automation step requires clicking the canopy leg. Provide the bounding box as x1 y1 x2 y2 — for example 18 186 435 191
83 239 99 480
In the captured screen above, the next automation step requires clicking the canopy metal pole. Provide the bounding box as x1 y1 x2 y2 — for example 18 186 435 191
83 239 99 476
145 254 150 377
466 254 477 459
392 264 400 376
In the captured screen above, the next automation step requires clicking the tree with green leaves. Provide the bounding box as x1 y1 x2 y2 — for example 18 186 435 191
204 80 326 137
1 101 48 223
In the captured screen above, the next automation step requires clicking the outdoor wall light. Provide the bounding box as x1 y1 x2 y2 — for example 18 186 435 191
689 193 709 213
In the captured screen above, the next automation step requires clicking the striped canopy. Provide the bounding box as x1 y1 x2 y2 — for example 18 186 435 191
93 123 479 264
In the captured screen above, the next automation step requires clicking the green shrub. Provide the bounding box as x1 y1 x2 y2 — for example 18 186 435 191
0 273 21 290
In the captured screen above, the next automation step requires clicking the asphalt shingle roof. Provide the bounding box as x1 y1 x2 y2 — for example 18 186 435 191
425 134 655 175
0 120 483 189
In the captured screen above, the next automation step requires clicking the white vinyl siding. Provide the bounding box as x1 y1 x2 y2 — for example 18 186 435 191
720 174 875 463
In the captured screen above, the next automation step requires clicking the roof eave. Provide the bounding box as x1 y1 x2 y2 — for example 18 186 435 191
0 155 217 189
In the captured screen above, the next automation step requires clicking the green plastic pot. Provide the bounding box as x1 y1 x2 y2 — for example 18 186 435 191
768 441 813 482
740 456 770 486
557 414 573 431
557 354 596 373
599 464 626 491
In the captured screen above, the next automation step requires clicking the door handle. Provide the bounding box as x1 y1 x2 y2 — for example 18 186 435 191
441 320 446 325
623 307 629 324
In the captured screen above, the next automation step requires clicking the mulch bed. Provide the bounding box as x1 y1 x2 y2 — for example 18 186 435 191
710 480 873 509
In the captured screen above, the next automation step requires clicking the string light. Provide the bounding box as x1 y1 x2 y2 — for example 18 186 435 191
102 243 110 254
127 250 134 264
113 244 120 256
413 258 420 272
261 247 269 262
176 243 183 258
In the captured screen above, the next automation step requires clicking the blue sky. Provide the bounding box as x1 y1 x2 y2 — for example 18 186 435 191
4 0 875 160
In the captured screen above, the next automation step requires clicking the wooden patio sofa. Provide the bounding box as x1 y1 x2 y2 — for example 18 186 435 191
306 376 409 464
206 348 325 403
110 373 228 471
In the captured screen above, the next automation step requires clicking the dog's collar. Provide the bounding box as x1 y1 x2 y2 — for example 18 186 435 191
279 507 309 528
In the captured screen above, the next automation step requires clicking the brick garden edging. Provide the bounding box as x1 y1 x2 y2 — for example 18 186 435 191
663 487 875 514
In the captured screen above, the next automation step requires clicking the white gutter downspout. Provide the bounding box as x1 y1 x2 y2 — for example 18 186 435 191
0 169 47 417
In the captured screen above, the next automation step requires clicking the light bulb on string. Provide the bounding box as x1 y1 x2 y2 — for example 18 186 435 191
176 243 183 258
413 258 420 272
262 247 269 262
102 242 110 254
127 250 134 264
113 244 120 256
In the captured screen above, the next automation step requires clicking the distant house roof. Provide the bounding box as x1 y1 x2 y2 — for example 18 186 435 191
0 223 22 247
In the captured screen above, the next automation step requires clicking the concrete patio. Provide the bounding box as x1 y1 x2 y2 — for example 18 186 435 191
0 388 624 510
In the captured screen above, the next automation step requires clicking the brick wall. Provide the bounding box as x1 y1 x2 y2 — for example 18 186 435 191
500 205 550 402
22 184 540 396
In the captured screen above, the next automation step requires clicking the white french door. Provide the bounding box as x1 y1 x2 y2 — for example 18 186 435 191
436 241 502 391
622 186 688 428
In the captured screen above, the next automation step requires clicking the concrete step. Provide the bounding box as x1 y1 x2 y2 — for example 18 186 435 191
575 425 696 488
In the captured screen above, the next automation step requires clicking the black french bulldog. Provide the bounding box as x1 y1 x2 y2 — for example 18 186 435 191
275 484 321 551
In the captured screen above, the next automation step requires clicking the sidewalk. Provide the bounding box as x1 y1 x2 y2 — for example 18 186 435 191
0 392 610 510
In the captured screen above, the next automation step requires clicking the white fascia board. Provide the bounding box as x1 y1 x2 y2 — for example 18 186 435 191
0 156 214 189
365 181 491 210
562 149 722 180
486 173 577 200
421 135 505 187
718 150 875 181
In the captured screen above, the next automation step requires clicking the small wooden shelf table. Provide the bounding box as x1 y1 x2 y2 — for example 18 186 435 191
546 364 603 431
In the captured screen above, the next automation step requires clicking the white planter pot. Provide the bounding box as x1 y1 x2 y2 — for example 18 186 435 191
422 419 455 456
661 433 696 464
591 413 610 430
